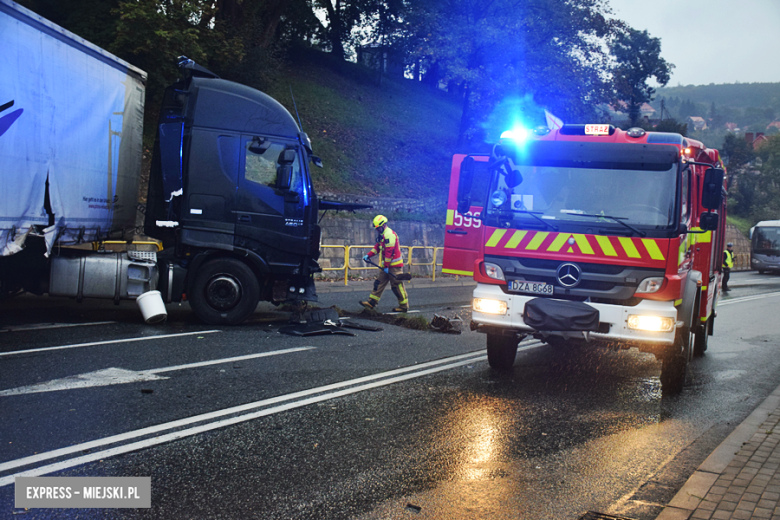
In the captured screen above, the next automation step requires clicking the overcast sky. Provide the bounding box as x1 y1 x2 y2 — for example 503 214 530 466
608 0 780 86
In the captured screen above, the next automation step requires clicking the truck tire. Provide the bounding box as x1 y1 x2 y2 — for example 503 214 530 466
693 316 711 357
189 258 260 325
660 326 692 394
486 334 518 371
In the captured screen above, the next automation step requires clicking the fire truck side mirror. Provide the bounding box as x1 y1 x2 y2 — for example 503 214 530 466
699 212 719 231
457 156 475 214
701 167 725 210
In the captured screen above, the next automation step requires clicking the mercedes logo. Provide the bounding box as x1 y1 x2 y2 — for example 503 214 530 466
556 263 582 288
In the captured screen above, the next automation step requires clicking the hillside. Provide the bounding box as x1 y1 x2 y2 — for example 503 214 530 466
656 83 780 110
264 50 463 201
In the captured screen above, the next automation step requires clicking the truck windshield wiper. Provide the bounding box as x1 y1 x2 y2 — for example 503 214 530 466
574 213 646 237
511 210 559 231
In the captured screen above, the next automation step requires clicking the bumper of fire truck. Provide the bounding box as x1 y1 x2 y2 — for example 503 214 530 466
471 283 678 346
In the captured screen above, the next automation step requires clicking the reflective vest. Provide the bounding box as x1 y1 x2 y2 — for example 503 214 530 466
723 249 734 269
368 226 403 268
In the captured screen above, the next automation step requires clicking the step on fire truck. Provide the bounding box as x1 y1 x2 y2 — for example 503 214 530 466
442 124 728 393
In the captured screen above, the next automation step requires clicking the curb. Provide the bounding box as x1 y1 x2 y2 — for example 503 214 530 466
656 383 780 519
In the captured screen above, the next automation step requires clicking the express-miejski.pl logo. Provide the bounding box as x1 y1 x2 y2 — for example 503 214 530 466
0 100 23 137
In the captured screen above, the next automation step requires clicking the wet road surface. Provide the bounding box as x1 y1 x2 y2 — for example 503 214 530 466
1 271 780 519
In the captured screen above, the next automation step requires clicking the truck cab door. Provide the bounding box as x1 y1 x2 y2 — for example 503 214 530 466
234 136 307 262
442 154 489 276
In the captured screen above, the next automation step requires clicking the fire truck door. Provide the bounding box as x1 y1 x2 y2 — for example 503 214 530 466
442 154 489 276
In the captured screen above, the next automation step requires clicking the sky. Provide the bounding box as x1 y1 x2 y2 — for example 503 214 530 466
608 0 780 87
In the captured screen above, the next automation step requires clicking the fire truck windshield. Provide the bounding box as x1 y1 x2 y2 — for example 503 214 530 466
485 163 677 230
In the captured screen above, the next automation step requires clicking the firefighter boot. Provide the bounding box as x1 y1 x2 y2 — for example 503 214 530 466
359 300 377 310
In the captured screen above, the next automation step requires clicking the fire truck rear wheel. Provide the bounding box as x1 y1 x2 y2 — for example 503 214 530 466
486 334 519 370
189 258 260 325
660 326 692 394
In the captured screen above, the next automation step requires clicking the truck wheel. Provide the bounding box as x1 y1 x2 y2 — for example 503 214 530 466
486 334 518 370
660 326 691 394
189 258 260 325
693 317 710 357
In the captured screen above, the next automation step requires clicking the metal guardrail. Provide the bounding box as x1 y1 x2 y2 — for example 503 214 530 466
317 245 447 285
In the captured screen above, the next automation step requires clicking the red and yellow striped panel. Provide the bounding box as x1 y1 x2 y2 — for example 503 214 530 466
483 228 670 268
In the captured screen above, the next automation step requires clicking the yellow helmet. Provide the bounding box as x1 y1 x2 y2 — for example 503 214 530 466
372 215 388 228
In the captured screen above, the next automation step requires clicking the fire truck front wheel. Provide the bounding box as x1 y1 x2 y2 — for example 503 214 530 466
486 333 519 371
660 326 692 394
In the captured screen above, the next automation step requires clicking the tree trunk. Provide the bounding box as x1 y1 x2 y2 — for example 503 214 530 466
457 85 472 148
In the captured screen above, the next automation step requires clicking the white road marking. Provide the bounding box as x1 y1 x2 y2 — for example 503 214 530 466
0 330 221 358
718 291 780 307
0 346 550 485
0 347 316 396
0 321 116 333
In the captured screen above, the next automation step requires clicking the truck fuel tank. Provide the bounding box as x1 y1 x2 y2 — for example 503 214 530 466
49 251 159 300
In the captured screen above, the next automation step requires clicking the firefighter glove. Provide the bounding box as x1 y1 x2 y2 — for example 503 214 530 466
383 268 389 274
363 255 370 263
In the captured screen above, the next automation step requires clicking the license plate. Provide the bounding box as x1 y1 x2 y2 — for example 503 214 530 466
509 280 554 295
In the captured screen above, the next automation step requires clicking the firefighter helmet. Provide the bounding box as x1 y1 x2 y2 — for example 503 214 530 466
373 215 388 228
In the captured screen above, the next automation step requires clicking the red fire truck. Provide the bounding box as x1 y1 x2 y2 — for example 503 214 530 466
442 124 727 393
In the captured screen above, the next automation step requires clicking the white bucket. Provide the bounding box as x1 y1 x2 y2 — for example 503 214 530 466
136 290 167 324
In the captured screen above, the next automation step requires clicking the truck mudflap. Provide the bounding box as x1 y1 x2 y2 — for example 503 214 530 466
523 298 599 331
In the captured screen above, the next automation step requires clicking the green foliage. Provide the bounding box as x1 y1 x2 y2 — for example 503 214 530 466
265 48 461 198
611 28 673 126
727 135 780 223
653 118 687 136
405 0 620 146
726 215 754 238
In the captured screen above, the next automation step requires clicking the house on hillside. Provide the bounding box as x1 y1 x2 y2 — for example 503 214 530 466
745 132 769 149
686 116 707 132
767 121 780 132
725 122 739 132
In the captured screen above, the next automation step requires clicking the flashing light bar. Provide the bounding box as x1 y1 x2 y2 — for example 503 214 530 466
500 129 529 141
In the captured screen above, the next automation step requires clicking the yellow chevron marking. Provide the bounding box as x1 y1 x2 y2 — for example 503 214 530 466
574 234 595 254
595 235 617 256
526 232 549 250
567 246 574 253
618 237 641 258
485 229 507 248
446 209 454 226
504 230 527 249
674 299 682 306
547 233 569 252
642 239 665 260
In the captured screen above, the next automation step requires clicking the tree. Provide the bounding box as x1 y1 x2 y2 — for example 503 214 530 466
313 0 383 60
612 28 673 127
406 0 619 147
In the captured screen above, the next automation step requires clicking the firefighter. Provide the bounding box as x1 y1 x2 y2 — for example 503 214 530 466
359 215 409 312
722 242 735 293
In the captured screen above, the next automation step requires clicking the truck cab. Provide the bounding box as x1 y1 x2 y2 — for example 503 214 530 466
145 58 330 325
443 125 727 393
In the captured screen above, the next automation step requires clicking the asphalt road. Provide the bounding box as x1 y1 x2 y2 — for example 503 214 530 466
1 271 780 519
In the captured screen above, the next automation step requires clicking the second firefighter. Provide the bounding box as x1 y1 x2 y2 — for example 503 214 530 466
360 215 409 312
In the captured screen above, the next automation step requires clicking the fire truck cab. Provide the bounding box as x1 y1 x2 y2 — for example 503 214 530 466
443 125 727 393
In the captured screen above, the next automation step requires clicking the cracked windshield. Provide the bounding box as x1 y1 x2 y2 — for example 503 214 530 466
488 163 678 228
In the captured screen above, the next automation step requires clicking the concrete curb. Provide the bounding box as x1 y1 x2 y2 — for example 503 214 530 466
656 383 780 519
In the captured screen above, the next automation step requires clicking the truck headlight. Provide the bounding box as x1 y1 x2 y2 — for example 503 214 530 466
473 298 507 315
484 262 505 281
627 314 675 332
635 277 664 294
